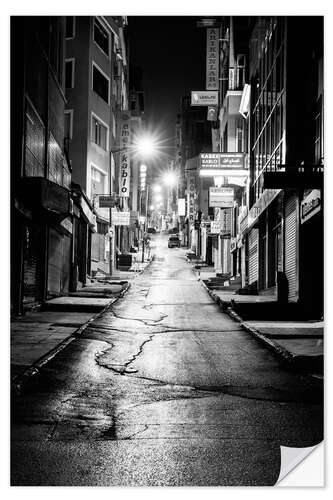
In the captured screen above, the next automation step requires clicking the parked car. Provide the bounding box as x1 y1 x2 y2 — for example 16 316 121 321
147 227 156 234
168 235 180 248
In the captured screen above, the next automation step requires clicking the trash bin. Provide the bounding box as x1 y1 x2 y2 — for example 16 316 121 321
117 253 133 270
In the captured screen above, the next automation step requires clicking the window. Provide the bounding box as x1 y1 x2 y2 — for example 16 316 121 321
92 64 109 103
91 165 107 197
25 98 45 177
65 59 75 88
91 115 108 150
64 110 73 139
65 17 75 39
94 18 110 56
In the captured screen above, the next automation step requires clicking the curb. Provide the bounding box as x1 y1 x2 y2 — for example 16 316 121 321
11 281 132 395
198 274 323 372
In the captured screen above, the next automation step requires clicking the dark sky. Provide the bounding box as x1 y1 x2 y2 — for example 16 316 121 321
127 16 206 165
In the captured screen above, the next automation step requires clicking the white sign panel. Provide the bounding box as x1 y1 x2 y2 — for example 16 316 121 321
112 211 130 226
178 198 186 216
206 28 219 90
300 189 321 224
191 91 218 106
119 112 131 197
209 187 234 208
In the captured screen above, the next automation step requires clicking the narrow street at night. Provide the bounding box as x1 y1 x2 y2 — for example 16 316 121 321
11 234 323 486
10 13 324 487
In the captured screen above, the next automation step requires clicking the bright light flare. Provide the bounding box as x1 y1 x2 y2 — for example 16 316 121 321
153 184 162 193
134 135 159 158
163 171 177 186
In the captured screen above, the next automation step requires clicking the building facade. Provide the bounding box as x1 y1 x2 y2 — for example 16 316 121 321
11 16 73 314
65 16 129 281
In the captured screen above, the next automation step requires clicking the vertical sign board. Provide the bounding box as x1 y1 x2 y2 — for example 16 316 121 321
187 176 196 222
119 112 131 197
206 28 219 90
178 198 186 216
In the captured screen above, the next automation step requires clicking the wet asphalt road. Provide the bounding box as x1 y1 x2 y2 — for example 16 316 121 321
11 233 323 486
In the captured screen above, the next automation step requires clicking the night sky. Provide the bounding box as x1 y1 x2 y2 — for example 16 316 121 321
127 16 207 170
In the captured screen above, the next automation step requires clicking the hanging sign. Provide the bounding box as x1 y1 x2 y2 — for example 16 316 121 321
178 198 186 216
112 211 130 226
207 106 218 121
119 112 131 197
191 91 218 106
199 152 247 176
206 28 219 90
209 187 234 208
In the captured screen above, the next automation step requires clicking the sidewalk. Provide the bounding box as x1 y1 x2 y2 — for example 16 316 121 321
194 266 324 373
11 257 153 390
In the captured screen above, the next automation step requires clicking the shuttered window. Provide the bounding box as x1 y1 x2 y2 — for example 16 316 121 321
248 228 259 284
284 195 298 301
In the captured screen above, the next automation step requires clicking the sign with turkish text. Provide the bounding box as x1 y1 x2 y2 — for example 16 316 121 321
119 112 131 197
206 28 219 90
219 208 232 237
209 187 234 208
200 153 247 177
191 91 218 106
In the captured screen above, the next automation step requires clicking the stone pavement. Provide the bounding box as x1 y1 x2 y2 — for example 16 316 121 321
11 258 153 389
194 267 324 373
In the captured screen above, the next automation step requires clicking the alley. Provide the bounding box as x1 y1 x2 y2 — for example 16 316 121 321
11 233 323 486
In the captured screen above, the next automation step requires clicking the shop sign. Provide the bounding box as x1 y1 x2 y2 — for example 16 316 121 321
219 208 232 238
199 153 248 176
247 189 281 229
210 220 222 234
191 91 218 106
230 237 237 252
178 198 186 216
139 216 146 224
60 217 73 235
98 195 116 208
112 211 130 226
300 189 321 224
187 175 197 222
209 187 234 208
119 112 131 197
206 28 219 90
207 106 218 121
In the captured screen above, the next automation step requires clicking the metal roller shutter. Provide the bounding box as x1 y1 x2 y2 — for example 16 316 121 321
23 223 42 308
48 227 62 297
248 228 258 284
284 195 298 302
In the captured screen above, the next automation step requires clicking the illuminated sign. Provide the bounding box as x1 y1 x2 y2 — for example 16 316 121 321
191 91 218 106
178 198 186 216
119 112 131 197
112 211 130 226
200 153 247 177
206 28 219 90
209 187 234 208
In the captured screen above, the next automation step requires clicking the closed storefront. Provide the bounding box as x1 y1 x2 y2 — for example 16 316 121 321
47 226 71 297
248 228 259 285
284 194 298 302
22 221 44 309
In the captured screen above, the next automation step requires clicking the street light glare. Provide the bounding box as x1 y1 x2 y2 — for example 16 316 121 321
135 135 158 158
163 171 177 186
153 185 162 193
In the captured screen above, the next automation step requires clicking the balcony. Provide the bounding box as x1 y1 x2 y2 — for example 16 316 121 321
263 164 324 189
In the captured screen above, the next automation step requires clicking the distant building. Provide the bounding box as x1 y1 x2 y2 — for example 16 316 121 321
65 16 129 281
11 16 72 314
